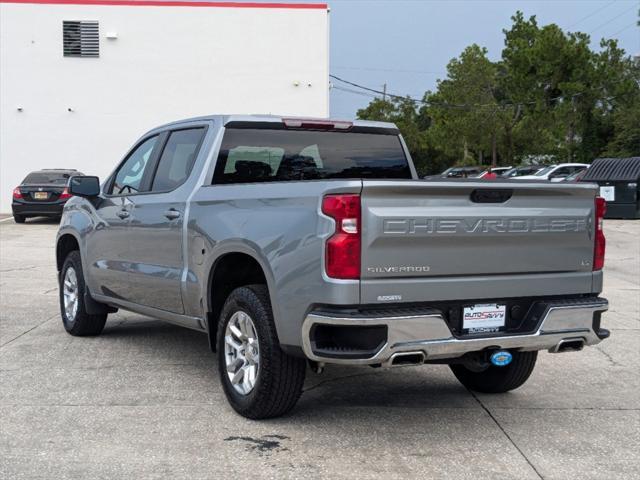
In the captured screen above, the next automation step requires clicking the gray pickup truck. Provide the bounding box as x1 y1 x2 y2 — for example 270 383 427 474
56 115 609 419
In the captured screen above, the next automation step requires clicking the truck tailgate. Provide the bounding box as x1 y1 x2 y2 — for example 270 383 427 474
360 180 599 304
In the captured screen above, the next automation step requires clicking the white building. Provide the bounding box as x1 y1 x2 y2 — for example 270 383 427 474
0 0 330 212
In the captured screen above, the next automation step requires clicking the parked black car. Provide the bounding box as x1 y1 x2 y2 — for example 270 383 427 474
11 169 83 223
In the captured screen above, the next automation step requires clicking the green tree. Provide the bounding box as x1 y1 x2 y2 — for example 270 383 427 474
604 95 640 156
355 10 640 173
425 45 504 166
500 12 602 162
357 97 440 174
582 39 640 159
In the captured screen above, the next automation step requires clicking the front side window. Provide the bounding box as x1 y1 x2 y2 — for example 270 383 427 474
111 136 158 195
151 128 205 192
213 128 411 184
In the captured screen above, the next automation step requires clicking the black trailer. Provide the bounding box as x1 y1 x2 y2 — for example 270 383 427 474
581 157 640 219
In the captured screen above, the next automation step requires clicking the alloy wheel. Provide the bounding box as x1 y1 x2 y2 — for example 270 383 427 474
224 311 260 395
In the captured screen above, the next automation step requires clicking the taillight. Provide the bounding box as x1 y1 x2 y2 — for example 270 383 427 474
12 187 22 199
322 194 361 279
60 187 72 200
283 118 353 130
593 196 606 271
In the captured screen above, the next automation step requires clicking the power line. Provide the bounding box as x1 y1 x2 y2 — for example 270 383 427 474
329 73 635 110
331 74 516 109
588 4 639 35
333 84 428 102
332 85 378 99
331 74 435 106
568 0 618 29
609 21 639 37
332 65 446 75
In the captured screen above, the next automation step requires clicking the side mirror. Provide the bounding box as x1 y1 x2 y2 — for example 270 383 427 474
69 176 101 197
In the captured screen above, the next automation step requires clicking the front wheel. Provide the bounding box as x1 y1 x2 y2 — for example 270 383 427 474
216 284 306 419
450 350 538 393
59 250 107 336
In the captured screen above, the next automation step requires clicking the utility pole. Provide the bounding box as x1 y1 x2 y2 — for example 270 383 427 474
382 83 387 102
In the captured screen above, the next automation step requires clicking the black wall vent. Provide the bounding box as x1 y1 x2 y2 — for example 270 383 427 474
63 21 99 58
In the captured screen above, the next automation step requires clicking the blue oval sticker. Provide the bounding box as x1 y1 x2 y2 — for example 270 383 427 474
490 350 513 367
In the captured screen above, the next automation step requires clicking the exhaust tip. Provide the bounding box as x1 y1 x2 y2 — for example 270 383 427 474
550 338 585 353
390 352 425 366
558 340 585 352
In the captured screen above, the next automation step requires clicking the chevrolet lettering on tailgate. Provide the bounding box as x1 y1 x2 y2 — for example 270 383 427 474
382 217 589 235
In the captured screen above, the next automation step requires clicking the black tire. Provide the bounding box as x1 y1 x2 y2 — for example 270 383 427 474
216 284 306 419
13 214 25 224
59 250 107 336
450 350 538 393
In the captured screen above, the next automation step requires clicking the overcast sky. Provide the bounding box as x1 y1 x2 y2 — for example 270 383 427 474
322 0 640 118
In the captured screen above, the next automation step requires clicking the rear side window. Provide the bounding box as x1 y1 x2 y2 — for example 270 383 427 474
152 128 205 192
212 128 411 184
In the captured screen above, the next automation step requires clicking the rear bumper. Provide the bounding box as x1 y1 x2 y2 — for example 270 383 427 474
12 201 66 217
301 297 609 366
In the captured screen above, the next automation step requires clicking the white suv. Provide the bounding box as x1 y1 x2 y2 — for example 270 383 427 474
514 163 589 182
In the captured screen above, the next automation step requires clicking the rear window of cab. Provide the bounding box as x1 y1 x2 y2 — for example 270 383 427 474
22 172 83 185
212 128 411 184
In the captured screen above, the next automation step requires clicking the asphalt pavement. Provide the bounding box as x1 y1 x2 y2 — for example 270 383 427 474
1 216 638 479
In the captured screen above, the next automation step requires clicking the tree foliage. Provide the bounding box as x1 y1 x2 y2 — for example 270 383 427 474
356 12 640 175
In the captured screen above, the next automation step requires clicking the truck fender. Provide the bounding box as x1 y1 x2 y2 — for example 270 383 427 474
202 240 281 349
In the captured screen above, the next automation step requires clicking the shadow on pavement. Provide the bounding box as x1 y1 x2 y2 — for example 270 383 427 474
99 317 473 415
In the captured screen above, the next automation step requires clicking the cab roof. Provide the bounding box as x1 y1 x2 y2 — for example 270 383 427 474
152 114 399 133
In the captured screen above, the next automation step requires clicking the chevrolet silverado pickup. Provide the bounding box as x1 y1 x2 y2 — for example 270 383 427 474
56 115 609 419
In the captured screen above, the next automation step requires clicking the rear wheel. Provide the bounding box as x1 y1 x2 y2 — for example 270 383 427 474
450 350 538 393
59 250 107 336
216 284 306 419
13 214 25 224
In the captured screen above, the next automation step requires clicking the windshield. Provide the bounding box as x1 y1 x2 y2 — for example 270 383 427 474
213 128 412 184
534 166 556 177
22 172 79 185
565 169 586 181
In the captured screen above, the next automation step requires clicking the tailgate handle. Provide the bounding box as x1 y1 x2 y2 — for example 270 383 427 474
470 189 513 203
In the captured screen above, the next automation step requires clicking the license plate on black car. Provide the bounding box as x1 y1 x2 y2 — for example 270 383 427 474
34 192 48 200
462 304 506 334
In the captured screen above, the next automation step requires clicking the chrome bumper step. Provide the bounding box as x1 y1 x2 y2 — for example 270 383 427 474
302 299 609 366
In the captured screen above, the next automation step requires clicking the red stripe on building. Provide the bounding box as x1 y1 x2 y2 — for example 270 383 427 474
0 0 327 9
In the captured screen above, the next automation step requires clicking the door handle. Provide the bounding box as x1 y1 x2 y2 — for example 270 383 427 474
117 210 130 219
164 208 181 220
